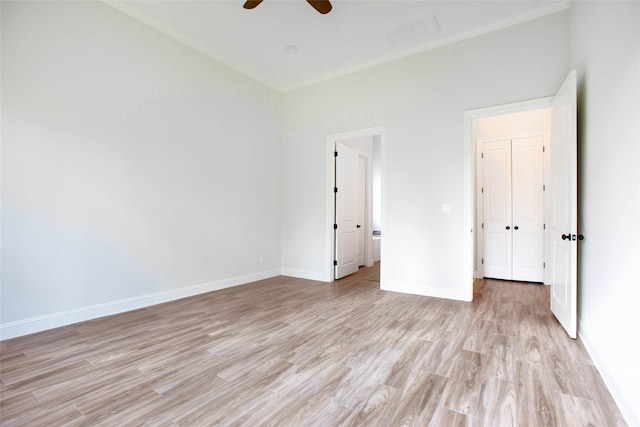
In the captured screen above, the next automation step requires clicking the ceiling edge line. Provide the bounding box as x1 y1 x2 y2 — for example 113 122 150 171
281 1 571 93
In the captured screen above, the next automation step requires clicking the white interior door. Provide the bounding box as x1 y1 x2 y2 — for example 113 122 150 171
483 139 512 280
512 136 545 282
335 142 359 279
357 156 366 266
550 70 578 339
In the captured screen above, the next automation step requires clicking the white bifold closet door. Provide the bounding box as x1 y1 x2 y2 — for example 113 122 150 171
483 136 544 282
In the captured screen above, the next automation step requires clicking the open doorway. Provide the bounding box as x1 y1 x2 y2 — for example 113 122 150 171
463 97 554 299
326 126 386 283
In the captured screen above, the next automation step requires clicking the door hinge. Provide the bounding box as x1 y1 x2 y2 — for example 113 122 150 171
543 146 546 153
334 151 338 157
481 223 484 229
481 258 484 265
334 187 338 193
543 184 546 191
333 224 338 230
543 262 546 269
333 260 338 266
543 223 546 230
481 187 484 194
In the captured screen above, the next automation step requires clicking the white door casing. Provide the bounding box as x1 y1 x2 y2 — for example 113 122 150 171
550 70 578 339
482 139 513 280
335 142 359 279
512 136 545 282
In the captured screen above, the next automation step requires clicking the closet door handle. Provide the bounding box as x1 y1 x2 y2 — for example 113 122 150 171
562 234 571 240
514 226 519 230
506 226 511 230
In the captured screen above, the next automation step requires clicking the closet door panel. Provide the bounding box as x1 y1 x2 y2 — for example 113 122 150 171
482 139 512 280
512 137 544 282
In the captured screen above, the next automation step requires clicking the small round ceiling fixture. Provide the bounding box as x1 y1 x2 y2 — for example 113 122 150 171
284 45 299 54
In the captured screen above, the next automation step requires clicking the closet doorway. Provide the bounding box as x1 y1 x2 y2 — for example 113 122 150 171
474 109 551 284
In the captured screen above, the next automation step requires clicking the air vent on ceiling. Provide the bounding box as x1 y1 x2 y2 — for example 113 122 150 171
385 15 441 45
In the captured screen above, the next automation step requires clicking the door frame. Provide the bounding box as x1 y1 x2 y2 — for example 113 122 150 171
326 126 386 282
463 97 552 297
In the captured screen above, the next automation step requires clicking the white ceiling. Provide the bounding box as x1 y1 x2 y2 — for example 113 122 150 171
107 0 569 92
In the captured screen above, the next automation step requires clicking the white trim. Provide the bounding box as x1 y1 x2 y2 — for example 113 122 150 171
280 268 330 282
381 281 472 302
0 269 280 341
578 324 640 426
463 97 553 296
326 126 387 284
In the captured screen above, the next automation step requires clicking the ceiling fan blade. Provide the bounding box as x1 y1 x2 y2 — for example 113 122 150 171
243 0 264 10
307 0 332 14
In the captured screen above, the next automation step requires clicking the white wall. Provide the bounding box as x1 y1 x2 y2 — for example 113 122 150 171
474 109 550 140
569 2 640 424
281 11 569 300
340 135 373 156
1 1 283 337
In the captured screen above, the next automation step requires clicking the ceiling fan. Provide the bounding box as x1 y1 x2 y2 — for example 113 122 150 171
243 0 332 15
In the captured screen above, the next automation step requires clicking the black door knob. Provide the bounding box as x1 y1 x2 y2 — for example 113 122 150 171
356 224 361 228
514 226 519 230
578 234 584 240
562 234 570 240
506 226 511 230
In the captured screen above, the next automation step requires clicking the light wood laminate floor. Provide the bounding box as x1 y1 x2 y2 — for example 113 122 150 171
0 264 627 426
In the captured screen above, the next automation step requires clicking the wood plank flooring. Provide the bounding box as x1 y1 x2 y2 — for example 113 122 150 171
0 264 627 426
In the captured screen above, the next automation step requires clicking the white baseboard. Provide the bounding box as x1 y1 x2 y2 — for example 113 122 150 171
280 268 330 282
578 322 640 426
381 281 473 302
0 269 281 341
